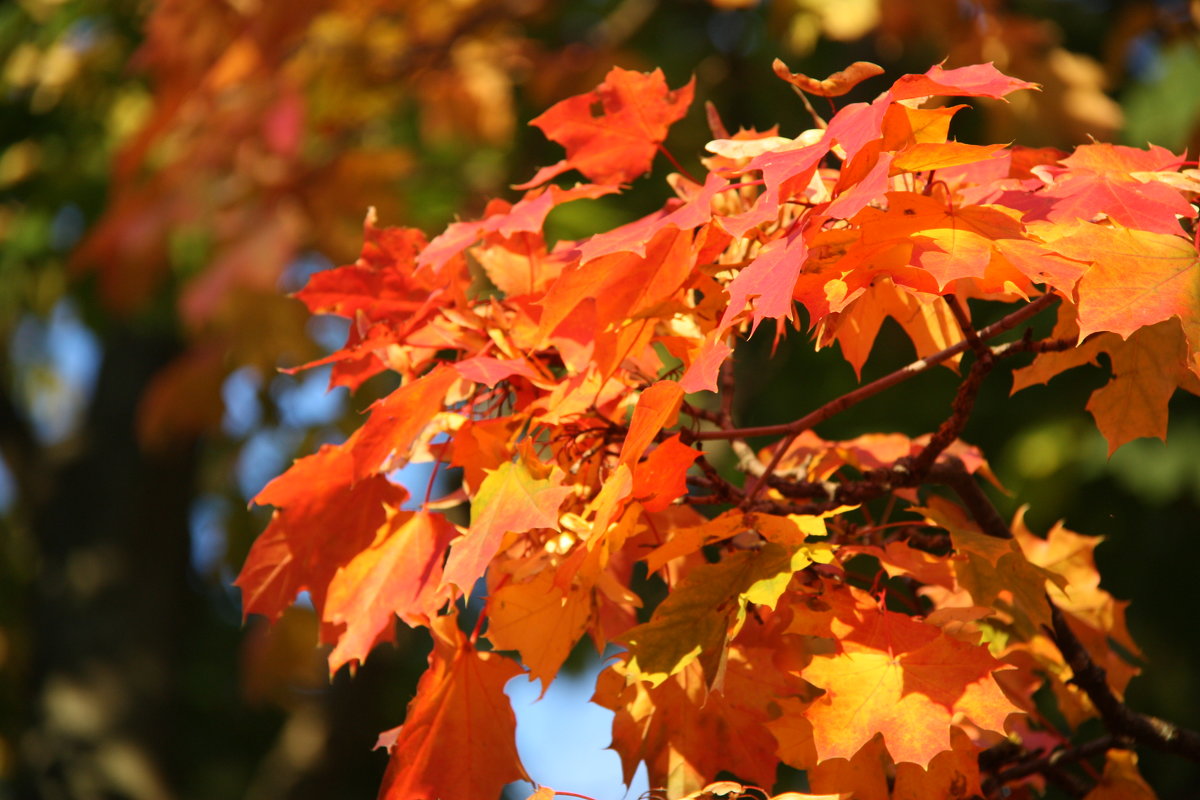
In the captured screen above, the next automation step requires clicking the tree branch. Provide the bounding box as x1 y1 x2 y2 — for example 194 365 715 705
983 736 1118 792
1049 603 1200 762
690 294 1056 443
927 458 1011 539
945 294 986 357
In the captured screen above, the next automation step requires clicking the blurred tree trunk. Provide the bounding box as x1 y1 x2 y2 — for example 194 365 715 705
14 328 193 800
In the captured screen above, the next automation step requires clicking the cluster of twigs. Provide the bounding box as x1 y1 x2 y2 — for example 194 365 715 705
655 295 1200 796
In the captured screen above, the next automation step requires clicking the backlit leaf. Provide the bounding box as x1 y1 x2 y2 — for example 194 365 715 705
443 460 573 593
377 614 529 800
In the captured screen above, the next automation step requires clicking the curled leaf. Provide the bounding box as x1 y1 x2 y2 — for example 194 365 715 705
773 59 885 97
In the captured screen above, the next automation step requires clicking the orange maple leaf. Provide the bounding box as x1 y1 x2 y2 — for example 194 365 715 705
237 444 407 632
1082 749 1157 800
487 568 592 689
348 365 461 481
518 66 695 188
443 458 573 593
631 433 703 512
596 653 798 796
1046 223 1200 349
1012 304 1200 452
1032 142 1194 236
377 614 529 800
797 590 1019 766
324 510 457 674
888 62 1039 101
619 379 685 467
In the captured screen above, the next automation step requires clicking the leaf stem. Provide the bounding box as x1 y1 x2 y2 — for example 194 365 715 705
656 143 698 184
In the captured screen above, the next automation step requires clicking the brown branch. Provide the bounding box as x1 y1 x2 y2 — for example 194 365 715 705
691 294 1056 442
682 404 723 425
1050 603 1200 762
904 348 994 478
744 329 998 506
684 493 726 506
927 458 1011 539
747 351 1000 515
984 736 1118 793
945 294 986 357
718 359 736 428
742 430 800 504
690 455 743 505
992 335 1077 358
748 453 1006 525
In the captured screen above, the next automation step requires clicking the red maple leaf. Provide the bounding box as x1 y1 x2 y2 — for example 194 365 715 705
889 61 1039 101
518 66 695 188
632 434 703 512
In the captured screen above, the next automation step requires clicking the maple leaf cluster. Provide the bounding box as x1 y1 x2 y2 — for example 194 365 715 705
237 61 1200 799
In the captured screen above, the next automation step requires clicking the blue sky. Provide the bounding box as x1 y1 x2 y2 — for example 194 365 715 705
507 655 649 800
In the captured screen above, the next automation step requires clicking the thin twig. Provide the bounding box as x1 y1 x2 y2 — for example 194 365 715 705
904 348 994 479
718 359 736 428
789 86 828 130
692 455 743 504
945 294 987 357
985 736 1118 790
691 294 1056 442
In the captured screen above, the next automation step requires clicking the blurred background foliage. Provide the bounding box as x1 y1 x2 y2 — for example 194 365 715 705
2 0 1199 798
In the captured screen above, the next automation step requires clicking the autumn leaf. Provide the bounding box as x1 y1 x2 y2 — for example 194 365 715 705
294 221 430 320
596 651 801 795
324 510 457 674
1047 223 1199 346
487 568 592 689
536 227 697 351
443 459 573 593
518 66 695 188
417 183 619 272
1014 510 1142 659
891 141 1008 174
1032 142 1194 236
237 444 407 630
799 589 1020 766
914 496 1064 636
577 172 727 263
1012 305 1200 452
1083 749 1157 800
772 58 885 97
889 62 1039 102
377 614 529 800
880 103 966 150
448 416 521 493
819 277 963 379
632 434 703 511
892 727 984 800
622 543 813 687
346 365 462 481
805 734 890 800
719 225 808 334
642 509 749 574
453 355 542 388
618 379 685 467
